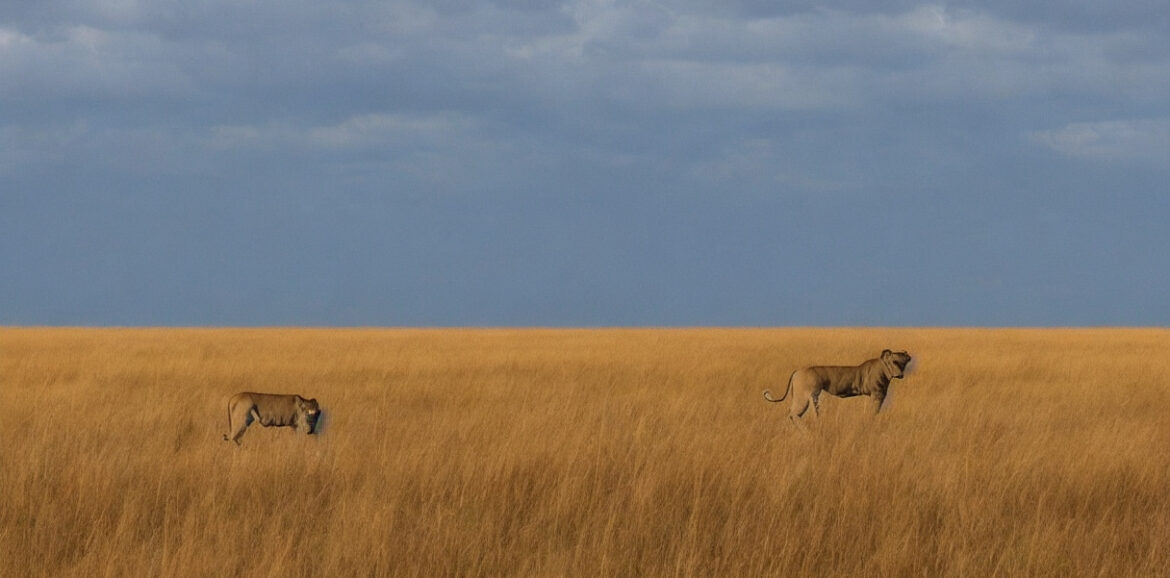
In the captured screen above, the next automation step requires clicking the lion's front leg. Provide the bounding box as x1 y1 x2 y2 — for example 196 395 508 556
872 391 887 414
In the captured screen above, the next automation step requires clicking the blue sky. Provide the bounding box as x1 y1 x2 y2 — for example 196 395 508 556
2 1 1167 326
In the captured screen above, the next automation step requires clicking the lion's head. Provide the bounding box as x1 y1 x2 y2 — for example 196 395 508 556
297 397 321 434
881 349 912 379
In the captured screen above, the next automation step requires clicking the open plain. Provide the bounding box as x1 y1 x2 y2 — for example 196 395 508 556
2 328 1169 576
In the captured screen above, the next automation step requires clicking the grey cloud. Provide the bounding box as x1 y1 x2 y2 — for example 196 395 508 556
5 2 1163 117
208 112 480 152
6 0 1165 192
1032 119 1170 165
692 0 1168 33
0 25 194 101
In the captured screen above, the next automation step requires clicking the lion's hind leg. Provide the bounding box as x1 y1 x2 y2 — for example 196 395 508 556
789 394 812 423
225 419 248 445
224 405 256 445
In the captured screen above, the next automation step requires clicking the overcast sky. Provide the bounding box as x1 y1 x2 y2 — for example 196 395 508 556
2 1 1168 326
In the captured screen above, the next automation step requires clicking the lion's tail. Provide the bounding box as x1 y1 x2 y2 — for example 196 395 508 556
763 371 796 403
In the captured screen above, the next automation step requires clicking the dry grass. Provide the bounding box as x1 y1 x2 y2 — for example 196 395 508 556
2 327 1169 577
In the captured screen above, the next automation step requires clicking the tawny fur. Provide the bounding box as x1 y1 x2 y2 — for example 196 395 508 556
223 392 321 445
764 349 911 425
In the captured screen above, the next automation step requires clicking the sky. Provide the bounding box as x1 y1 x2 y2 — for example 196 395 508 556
1 0 1168 327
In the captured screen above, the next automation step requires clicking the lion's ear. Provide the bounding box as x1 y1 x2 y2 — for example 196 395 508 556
881 349 892 357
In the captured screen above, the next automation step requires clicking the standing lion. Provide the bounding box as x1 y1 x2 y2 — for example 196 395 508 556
764 349 912 424
222 392 321 445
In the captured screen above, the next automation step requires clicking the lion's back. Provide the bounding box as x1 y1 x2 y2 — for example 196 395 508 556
228 391 259 407
230 392 300 424
800 365 860 384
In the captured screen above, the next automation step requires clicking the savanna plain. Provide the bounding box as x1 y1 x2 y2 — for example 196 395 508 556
3 328 1169 577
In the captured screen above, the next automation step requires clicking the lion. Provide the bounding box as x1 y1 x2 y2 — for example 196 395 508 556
222 392 321 445
763 349 912 424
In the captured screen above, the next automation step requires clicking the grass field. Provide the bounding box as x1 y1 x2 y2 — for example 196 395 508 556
3 328 1169 577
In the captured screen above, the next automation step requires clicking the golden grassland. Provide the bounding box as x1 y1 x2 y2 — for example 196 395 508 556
3 327 1170 577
